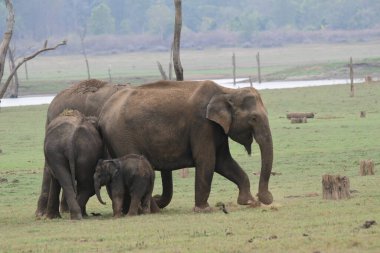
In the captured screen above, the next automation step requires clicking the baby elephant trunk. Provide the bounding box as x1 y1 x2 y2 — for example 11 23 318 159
94 180 106 205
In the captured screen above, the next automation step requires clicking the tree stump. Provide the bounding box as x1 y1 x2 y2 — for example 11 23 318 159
360 111 366 118
322 174 350 200
290 117 307 124
360 160 375 176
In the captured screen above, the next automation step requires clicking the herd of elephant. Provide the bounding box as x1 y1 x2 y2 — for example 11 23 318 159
34 79 274 220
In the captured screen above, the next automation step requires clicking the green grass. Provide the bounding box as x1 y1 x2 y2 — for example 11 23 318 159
5 41 380 95
0 82 379 252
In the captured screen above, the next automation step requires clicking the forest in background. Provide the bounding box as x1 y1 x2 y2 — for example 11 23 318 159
1 0 380 54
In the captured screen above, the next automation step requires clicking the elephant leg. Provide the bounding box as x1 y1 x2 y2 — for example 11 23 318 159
127 195 140 216
153 171 173 209
150 196 160 214
35 165 51 218
52 167 82 220
112 191 124 218
140 192 151 214
59 192 69 213
77 188 93 217
122 194 131 215
215 145 257 206
46 177 61 219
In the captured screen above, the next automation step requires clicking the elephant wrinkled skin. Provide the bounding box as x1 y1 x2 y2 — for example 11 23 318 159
99 80 274 211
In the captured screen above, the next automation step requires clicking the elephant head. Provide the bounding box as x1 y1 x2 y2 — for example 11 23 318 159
206 87 273 205
93 159 119 205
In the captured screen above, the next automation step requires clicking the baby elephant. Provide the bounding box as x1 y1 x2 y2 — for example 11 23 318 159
94 154 157 217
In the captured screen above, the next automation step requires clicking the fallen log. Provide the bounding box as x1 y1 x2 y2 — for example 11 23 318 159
291 117 307 124
286 112 315 119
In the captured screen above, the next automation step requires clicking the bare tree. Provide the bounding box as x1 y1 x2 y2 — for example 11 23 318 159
0 0 15 84
79 28 91 80
0 40 67 99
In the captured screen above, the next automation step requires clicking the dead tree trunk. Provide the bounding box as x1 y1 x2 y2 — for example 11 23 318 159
157 61 168 80
349 57 354 97
7 46 19 98
24 61 28 80
173 0 183 81
79 29 90 80
0 0 15 85
322 175 350 200
360 160 375 176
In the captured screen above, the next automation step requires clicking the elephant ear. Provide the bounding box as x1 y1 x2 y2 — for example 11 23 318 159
206 94 232 134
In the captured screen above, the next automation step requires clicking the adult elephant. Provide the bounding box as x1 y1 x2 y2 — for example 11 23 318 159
35 79 129 218
98 80 274 211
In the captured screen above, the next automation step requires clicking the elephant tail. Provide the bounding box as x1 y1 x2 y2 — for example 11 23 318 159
68 132 78 194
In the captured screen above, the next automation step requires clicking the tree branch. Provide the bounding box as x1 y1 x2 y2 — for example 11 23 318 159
0 40 67 99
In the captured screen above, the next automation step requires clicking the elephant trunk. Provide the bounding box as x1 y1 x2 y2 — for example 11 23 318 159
94 180 106 205
256 127 274 205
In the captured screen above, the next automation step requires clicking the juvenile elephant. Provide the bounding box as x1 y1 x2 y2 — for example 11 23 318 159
94 154 158 217
99 80 274 212
36 79 129 218
44 109 103 220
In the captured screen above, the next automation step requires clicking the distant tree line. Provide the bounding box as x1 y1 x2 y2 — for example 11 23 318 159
1 0 379 52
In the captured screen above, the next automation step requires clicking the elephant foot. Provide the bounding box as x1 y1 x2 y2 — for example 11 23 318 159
193 205 214 213
35 210 46 219
237 191 256 205
45 212 62 219
257 191 273 205
70 212 82 220
113 213 124 218
150 198 160 214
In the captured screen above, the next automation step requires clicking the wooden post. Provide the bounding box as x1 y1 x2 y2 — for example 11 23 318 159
256 52 261 84
232 52 236 86
249 76 253 88
322 174 350 200
349 57 354 97
360 160 375 176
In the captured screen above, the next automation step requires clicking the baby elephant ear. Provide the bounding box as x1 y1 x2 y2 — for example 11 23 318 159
206 94 232 134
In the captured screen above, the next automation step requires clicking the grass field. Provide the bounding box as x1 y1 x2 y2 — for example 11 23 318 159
5 40 380 96
0 80 379 252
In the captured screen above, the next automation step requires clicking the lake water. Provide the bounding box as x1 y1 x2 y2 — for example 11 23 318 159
0 78 366 108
